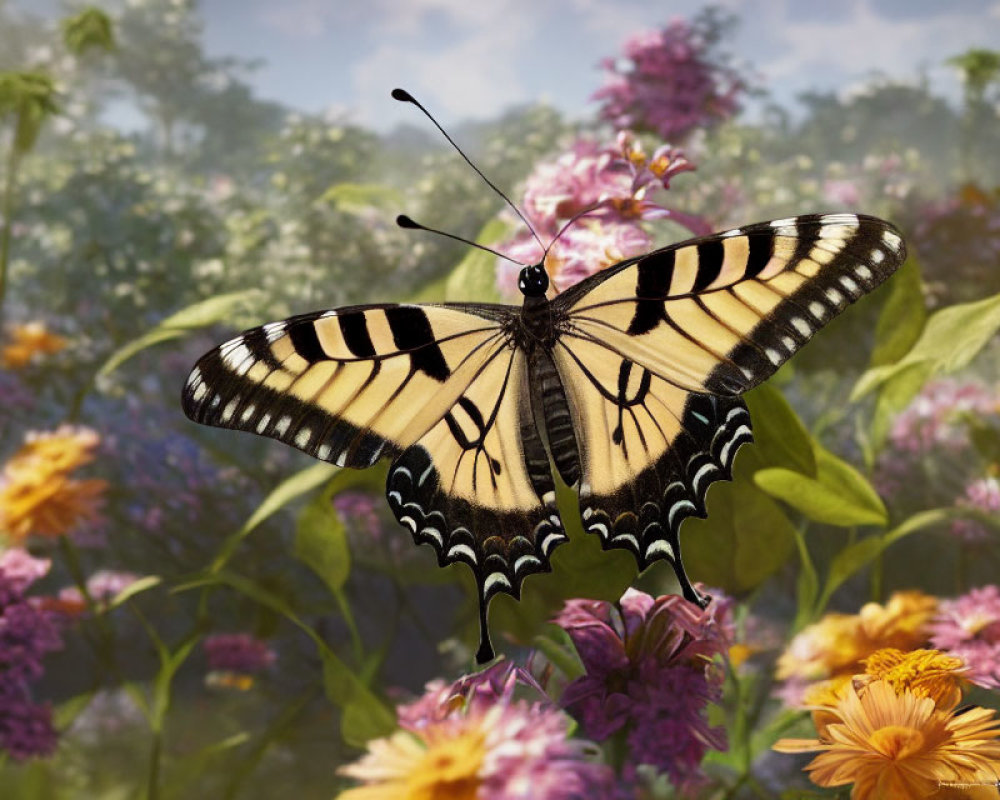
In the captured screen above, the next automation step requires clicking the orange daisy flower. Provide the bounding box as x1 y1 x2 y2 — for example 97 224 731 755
1 322 67 369
0 426 106 543
860 648 966 710
777 591 938 684
774 681 1000 800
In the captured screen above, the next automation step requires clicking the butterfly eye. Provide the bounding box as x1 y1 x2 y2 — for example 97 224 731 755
518 265 549 297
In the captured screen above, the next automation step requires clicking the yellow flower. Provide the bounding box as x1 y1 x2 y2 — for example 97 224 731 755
858 591 938 651
774 681 1000 800
1 322 67 369
338 723 486 800
777 591 937 683
861 648 966 710
0 426 106 543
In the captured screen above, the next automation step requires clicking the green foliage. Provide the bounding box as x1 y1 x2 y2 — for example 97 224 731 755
0 70 58 155
853 289 1000 401
62 7 115 56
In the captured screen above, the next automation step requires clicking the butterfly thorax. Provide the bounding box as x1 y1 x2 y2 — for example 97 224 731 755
513 293 563 353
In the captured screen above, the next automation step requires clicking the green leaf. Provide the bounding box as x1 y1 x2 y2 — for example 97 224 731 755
682 464 797 592
813 445 888 523
105 575 162 611
444 218 512 303
341 696 396 749
790 527 819 631
188 570 394 743
869 257 925 367
868 361 933 453
294 494 350 595
754 466 887 528
212 462 338 572
531 624 586 682
852 290 1000 400
98 290 261 378
743 384 816 476
317 182 404 213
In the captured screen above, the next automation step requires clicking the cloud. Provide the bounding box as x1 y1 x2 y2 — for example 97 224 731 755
351 1 542 126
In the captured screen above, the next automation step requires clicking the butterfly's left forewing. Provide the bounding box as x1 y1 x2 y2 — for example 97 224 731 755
183 302 563 661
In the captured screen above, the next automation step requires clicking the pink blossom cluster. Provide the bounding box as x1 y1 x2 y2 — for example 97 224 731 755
929 584 1000 689
498 133 709 295
593 19 744 142
950 476 1000 543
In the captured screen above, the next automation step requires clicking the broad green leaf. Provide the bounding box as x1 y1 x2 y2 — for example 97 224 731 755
682 467 797 592
317 182 404 213
98 289 261 378
54 691 96 729
294 494 350 595
744 384 816 476
444 218 511 303
813 445 887 524
754 466 887 528
105 575 162 610
869 258 925 367
852 290 1000 400
212 462 337 572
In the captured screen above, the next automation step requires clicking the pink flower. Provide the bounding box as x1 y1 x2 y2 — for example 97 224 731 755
929 585 1000 689
888 380 996 455
950 476 1000 543
593 16 745 142
496 134 709 296
341 660 616 799
553 588 732 794
203 633 276 675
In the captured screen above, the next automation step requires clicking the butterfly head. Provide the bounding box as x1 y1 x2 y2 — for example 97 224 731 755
518 263 549 297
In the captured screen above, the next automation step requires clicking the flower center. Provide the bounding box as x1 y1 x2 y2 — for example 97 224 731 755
869 725 926 760
407 731 485 800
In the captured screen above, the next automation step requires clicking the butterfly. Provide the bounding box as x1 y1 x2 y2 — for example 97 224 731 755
183 209 906 663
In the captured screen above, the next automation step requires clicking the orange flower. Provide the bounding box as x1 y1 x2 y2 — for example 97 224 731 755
777 591 938 684
1 322 67 369
861 648 966 710
0 426 106 543
774 681 1000 800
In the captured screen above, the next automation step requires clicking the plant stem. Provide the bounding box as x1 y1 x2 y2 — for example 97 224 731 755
0 134 21 322
146 729 162 800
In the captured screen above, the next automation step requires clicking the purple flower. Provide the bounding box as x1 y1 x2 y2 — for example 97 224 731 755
928 585 1000 689
553 588 732 794
0 548 62 760
950 476 1000 543
0 692 57 761
593 16 745 142
203 633 276 675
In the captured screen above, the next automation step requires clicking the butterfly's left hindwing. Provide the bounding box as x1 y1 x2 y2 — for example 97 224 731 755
183 302 564 662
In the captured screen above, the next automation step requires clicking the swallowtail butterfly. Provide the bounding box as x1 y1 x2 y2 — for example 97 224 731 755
183 94 906 663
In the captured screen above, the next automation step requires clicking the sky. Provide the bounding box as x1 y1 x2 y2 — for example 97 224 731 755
19 0 1000 130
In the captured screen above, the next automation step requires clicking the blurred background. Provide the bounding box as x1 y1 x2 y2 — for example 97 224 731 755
1 1 999 797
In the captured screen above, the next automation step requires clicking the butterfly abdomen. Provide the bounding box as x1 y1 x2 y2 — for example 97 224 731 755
529 349 581 487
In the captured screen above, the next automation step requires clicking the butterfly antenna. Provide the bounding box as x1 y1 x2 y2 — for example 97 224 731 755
396 214 528 267
392 88 546 254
